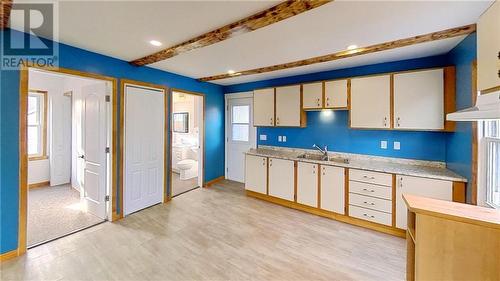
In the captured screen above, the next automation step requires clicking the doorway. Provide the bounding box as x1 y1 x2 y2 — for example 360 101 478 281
170 90 204 197
225 92 256 183
24 68 113 248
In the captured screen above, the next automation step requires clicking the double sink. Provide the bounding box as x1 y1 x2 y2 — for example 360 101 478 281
297 153 350 164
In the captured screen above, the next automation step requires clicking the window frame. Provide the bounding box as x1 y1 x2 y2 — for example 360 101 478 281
27 89 48 160
479 119 500 209
484 137 500 209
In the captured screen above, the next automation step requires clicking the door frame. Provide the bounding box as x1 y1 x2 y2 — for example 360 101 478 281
169 88 206 199
224 92 257 181
18 65 118 256
120 79 169 213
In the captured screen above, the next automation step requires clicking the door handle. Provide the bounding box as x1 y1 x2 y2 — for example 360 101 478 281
78 155 85 159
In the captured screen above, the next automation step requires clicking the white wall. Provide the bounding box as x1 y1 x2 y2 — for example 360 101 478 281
172 92 201 145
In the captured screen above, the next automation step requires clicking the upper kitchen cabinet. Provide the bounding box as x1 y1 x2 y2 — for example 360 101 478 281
253 88 275 127
324 79 348 109
302 82 323 110
275 85 306 127
393 68 450 131
478 0 500 92
350 75 391 129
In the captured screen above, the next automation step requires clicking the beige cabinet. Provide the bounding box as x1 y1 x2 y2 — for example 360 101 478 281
297 162 318 207
324 79 348 109
253 88 275 126
350 75 391 129
268 158 295 201
477 0 500 92
395 175 452 229
302 82 323 109
393 69 444 130
320 165 345 214
244 155 267 194
275 85 304 127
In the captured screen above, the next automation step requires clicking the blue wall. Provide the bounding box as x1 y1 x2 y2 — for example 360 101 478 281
224 55 452 161
0 29 225 254
445 33 477 200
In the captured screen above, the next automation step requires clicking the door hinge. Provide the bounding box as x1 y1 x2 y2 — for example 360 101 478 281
105 147 110 153
105 195 110 202
226 167 229 172
105 95 111 102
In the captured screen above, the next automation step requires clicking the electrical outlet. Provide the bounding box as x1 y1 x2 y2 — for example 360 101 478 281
278 136 283 142
282 136 287 142
380 140 387 149
259 134 267 141
394 141 401 150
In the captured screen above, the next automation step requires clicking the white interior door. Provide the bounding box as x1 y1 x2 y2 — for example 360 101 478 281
49 89 72 186
226 95 256 183
81 83 107 219
124 85 165 215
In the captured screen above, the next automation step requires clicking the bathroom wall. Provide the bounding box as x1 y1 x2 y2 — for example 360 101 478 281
172 92 201 146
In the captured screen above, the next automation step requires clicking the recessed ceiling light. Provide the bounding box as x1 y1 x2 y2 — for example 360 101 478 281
150 40 162 46
347 44 358 50
227 70 236 75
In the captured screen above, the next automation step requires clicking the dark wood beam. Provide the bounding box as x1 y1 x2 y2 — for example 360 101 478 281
130 0 331 66
1 0 13 29
198 24 476 82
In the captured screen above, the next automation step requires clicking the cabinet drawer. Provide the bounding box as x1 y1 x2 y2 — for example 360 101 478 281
349 169 392 186
349 205 392 226
349 193 392 213
349 181 392 200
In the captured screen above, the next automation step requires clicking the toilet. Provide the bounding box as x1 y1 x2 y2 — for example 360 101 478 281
177 147 198 180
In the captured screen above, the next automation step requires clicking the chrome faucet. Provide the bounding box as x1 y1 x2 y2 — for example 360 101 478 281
313 144 329 161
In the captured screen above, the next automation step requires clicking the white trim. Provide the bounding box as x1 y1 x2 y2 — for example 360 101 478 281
225 92 254 99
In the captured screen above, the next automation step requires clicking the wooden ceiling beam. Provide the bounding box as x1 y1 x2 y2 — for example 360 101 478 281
198 24 477 82
129 0 331 66
1 0 13 29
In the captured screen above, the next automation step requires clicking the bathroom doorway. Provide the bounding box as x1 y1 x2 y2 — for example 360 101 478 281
170 90 204 197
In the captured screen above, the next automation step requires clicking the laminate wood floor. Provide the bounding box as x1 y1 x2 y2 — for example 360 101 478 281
1 180 405 281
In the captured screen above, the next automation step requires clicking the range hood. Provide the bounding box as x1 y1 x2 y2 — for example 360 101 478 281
447 90 500 121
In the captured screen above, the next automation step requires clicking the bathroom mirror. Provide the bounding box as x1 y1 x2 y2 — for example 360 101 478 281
173 112 189 133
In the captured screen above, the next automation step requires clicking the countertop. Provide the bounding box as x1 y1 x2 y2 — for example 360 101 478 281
246 147 467 182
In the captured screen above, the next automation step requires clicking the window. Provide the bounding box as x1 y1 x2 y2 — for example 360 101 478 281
481 120 500 208
27 91 47 158
231 105 250 142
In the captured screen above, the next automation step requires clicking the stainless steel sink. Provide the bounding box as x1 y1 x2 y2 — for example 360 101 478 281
297 154 349 164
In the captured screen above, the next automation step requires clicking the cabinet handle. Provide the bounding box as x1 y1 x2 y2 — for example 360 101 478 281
383 117 387 127
270 117 273 125
276 117 280 125
363 213 375 218
363 201 375 206
397 117 401 127
362 188 375 193
362 175 375 180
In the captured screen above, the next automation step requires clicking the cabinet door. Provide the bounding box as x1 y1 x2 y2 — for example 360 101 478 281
302 82 323 109
478 1 500 92
320 165 345 214
325 79 348 109
395 175 452 229
244 155 267 194
275 85 302 127
268 158 295 201
350 75 391 129
253 88 275 127
297 162 318 207
394 69 444 130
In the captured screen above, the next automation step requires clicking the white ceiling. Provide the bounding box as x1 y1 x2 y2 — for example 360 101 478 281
12 0 493 86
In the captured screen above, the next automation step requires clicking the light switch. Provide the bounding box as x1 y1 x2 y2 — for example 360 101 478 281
380 140 387 149
278 136 283 142
259 134 267 141
394 141 401 150
282 136 287 142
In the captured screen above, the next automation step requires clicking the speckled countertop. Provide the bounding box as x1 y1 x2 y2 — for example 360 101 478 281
246 146 467 182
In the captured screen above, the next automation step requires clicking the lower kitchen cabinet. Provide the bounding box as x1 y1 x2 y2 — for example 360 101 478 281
244 155 267 194
268 158 295 201
395 175 453 229
297 162 319 207
320 165 345 214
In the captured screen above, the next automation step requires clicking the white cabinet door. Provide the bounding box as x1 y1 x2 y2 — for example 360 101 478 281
297 162 318 207
320 165 345 214
253 88 274 127
245 155 267 194
394 69 444 130
275 85 302 127
302 82 323 109
325 79 348 109
268 158 295 201
478 0 500 92
350 75 391 129
395 175 452 229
